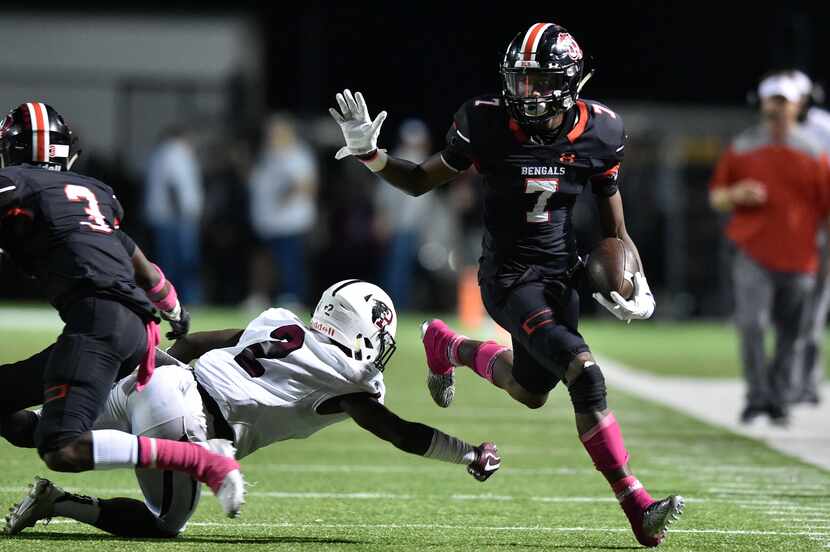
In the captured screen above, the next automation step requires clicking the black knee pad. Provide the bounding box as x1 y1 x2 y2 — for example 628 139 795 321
567 363 608 414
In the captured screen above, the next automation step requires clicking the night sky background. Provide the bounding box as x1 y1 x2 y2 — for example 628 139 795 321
261 2 826 134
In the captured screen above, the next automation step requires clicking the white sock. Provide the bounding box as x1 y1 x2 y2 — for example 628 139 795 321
91 430 138 470
52 492 101 524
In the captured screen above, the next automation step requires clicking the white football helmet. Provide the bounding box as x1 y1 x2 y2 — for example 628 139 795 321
311 279 398 371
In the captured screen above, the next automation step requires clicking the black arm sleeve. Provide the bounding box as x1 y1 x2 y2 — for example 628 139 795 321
167 329 244 364
441 104 474 172
590 162 621 197
340 393 434 455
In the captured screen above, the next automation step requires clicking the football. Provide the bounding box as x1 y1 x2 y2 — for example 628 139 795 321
586 238 637 300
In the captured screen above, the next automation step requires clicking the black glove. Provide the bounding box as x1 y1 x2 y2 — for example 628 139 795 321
160 304 191 340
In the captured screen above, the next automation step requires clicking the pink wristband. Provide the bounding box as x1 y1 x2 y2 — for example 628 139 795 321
149 263 178 312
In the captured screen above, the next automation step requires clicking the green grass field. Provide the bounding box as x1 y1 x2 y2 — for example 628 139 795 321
0 306 828 551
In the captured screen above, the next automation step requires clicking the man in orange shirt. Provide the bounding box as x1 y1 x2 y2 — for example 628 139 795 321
709 72 830 425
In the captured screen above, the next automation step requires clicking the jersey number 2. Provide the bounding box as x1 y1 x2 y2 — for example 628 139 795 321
525 178 559 223
64 185 112 233
235 324 305 378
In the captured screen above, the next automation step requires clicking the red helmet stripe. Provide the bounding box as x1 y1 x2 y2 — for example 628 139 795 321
36 103 50 162
25 103 39 161
25 102 49 162
522 23 552 62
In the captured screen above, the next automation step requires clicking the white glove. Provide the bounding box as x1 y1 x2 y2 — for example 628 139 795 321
329 89 388 163
592 272 655 323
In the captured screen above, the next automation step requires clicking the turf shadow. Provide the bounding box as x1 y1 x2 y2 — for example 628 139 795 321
488 545 640 550
10 533 363 545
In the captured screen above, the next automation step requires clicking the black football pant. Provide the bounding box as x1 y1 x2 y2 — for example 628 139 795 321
481 276 590 395
0 297 147 455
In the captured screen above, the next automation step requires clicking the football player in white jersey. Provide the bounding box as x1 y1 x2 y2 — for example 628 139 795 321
4 280 501 538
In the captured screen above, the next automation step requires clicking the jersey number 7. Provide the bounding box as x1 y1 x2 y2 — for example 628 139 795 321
525 178 559 223
235 324 305 378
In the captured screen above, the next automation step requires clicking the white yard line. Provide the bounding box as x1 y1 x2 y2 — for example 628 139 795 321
597 356 830 472
36 518 830 538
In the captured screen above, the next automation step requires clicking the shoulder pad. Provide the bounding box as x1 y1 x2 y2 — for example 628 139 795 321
571 100 626 161
454 94 509 145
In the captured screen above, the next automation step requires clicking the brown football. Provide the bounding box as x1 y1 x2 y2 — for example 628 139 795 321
586 238 637 300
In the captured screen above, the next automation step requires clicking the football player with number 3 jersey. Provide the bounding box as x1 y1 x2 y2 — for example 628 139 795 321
0 102 245 521
3 280 500 538
329 23 683 547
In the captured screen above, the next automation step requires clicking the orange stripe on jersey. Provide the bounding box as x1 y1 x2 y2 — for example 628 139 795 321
567 101 589 143
599 164 620 179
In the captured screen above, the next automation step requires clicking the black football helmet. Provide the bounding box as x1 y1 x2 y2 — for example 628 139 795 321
500 23 590 130
0 102 79 171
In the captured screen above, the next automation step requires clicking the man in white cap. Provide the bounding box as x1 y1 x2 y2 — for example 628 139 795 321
709 71 830 425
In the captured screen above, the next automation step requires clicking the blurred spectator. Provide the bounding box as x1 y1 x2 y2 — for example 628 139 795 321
374 118 435 310
793 70 830 405
201 136 254 305
709 72 830 425
144 126 204 304
245 114 318 310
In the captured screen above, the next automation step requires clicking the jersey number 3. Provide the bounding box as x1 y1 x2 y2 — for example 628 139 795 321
64 185 112 233
525 178 559 223
235 324 305 378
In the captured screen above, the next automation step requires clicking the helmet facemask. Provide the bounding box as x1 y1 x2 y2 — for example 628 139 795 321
353 328 397 372
501 65 581 128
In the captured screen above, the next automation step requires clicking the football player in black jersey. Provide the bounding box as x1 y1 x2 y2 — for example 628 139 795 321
330 22 683 547
0 102 245 519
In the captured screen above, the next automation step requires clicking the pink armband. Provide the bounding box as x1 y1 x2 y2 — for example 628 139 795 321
149 263 179 313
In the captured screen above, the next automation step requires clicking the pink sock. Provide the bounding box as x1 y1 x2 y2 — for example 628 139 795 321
612 475 654 511
446 334 466 368
472 341 509 382
138 436 239 493
579 412 630 471
613 475 658 546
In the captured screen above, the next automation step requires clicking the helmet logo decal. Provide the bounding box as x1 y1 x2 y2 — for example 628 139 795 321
371 300 394 330
555 33 582 61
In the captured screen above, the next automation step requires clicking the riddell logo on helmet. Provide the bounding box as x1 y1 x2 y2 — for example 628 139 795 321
311 320 335 337
555 33 582 61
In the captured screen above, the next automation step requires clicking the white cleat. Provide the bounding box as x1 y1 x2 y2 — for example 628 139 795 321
4 477 63 535
200 439 246 518
642 495 685 545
